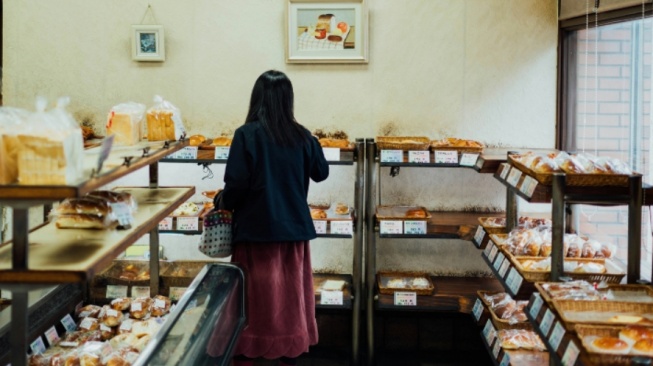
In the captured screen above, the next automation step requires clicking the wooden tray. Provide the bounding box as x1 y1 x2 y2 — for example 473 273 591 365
376 136 430 151
375 205 432 220
553 299 653 330
376 271 435 295
478 290 532 331
536 282 653 305
478 217 508 235
310 205 355 221
430 138 484 153
319 139 356 151
575 324 653 365
509 253 625 284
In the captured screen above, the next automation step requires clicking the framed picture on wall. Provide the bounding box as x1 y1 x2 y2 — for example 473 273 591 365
286 0 368 64
132 25 165 62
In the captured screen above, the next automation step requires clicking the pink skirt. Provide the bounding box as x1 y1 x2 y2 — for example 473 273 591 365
231 241 318 359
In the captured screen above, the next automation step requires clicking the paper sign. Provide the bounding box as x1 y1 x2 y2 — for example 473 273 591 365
61 314 77 333
435 151 458 164
550 321 566 351
110 202 134 227
506 168 522 187
380 150 403 163
322 147 341 161
562 341 580 366
483 320 497 346
474 226 486 247
475 157 485 169
159 217 173 230
540 308 555 336
321 290 344 305
154 299 167 309
44 326 60 347
120 319 133 331
492 338 501 357
530 294 544 319
408 150 430 163
169 287 188 301
509 269 523 294
520 175 538 197
313 220 327 234
404 220 427 235
488 244 499 262
131 302 142 312
499 164 511 180
214 147 230 160
95 135 115 174
484 242 495 258
171 146 198 160
176 216 199 231
30 336 46 355
460 153 480 167
499 258 511 278
394 292 417 306
132 286 150 298
331 220 353 235
472 298 484 321
380 220 403 234
106 285 128 299
106 309 119 318
499 354 510 366
493 252 505 271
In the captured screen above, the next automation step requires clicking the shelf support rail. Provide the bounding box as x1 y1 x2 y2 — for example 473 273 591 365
351 139 365 366
365 139 377 366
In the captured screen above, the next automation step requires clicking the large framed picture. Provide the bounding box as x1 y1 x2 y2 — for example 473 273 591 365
286 0 368 64
132 25 165 62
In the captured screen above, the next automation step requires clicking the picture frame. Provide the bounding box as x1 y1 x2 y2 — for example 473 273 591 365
286 0 368 64
131 25 165 62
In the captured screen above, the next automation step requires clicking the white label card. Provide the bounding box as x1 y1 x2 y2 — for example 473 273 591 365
110 202 134 227
460 153 480 167
530 294 544 319
61 314 77 333
562 341 580 366
499 353 510 366
493 252 505 271
435 151 459 164
509 269 523 294
549 321 566 351
520 175 538 197
120 319 133 331
394 292 417 306
313 220 327 234
322 147 341 161
131 302 142 312
169 287 188 301
380 220 403 235
498 258 511 278
474 226 486 246
380 150 403 163
106 285 128 299
158 217 173 230
499 164 511 180
488 245 499 262
214 147 230 160
132 286 150 298
44 326 59 347
171 146 198 160
404 221 427 235
106 309 119 317
472 299 484 321
484 242 494 257
30 336 47 355
321 290 344 305
155 299 167 309
492 338 501 357
475 157 485 169
176 216 199 231
80 317 97 330
483 320 496 346
506 168 522 187
331 220 353 235
408 150 430 163
540 308 555 336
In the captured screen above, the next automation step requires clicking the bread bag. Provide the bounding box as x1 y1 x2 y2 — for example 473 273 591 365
106 102 146 145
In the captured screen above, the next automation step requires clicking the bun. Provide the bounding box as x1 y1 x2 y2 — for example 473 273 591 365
335 203 350 215
100 305 122 327
591 336 629 353
311 209 327 219
151 295 171 317
129 297 152 319
523 241 541 257
405 209 427 219
633 339 653 355
111 297 132 311
211 137 232 147
319 138 350 148
539 242 552 257
620 326 653 346
189 134 206 146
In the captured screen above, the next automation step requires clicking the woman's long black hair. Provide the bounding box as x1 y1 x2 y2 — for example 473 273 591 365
245 70 308 146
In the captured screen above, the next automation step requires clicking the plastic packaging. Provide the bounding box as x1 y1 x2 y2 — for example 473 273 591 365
146 95 186 141
106 102 146 145
0 107 30 184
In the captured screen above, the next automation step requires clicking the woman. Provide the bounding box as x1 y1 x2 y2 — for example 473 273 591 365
217 70 329 366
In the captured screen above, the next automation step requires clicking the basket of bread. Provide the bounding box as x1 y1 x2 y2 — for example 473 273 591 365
430 137 484 153
575 324 653 365
314 130 353 150
478 291 532 330
376 271 435 295
376 136 430 151
375 205 431 220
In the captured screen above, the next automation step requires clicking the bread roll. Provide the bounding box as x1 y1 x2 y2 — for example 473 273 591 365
99 323 115 341
55 197 111 216
100 305 122 327
311 209 327 219
211 137 232 146
591 336 630 354
189 134 206 146
405 209 427 218
151 295 171 317
334 203 350 215
619 326 653 346
129 297 152 319
111 297 132 311
632 339 653 356
539 242 552 257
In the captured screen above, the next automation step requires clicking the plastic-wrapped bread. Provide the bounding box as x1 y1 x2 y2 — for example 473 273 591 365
111 297 132 311
109 333 139 350
530 156 559 174
146 95 185 141
0 107 29 184
581 239 602 258
106 102 145 146
151 295 171 317
129 297 152 319
99 305 122 327
78 317 99 332
77 304 102 319
565 235 584 258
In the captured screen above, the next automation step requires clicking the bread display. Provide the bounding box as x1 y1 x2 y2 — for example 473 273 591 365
504 226 615 260
513 151 634 175
378 273 434 294
430 137 484 151
589 336 630 354
497 329 545 350
482 292 529 325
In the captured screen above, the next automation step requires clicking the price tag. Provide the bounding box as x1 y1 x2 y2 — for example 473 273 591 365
214 146 230 160
132 286 150 298
331 220 353 235
499 164 511 180
460 153 480 167
131 302 143 312
106 308 119 318
408 150 430 163
475 157 485 169
549 321 566 351
488 244 499 262
380 150 403 163
79 317 97 331
472 298 484 321
95 135 115 174
498 258 511 278
474 226 486 246
61 314 77 333
109 202 134 228
506 168 522 187
519 175 537 197
499 353 510 366
176 216 199 231
482 319 497 346
30 336 46 355
562 341 580 366
540 308 555 336
435 151 459 164
171 146 198 159
154 299 167 309
530 294 544 319
493 252 505 271
404 221 427 235
159 217 173 230
120 319 133 332
492 337 501 357
320 290 344 305
313 220 327 234
44 325 60 347
394 292 417 306
508 268 523 294
106 285 128 299
322 147 341 161
484 241 495 258
169 287 188 301
380 220 403 235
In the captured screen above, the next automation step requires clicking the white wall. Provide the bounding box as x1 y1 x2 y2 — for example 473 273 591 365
2 0 558 275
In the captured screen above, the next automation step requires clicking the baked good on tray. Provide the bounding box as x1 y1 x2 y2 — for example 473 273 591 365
319 138 350 148
431 137 483 149
311 208 327 219
189 134 207 146
335 203 350 215
211 136 232 147
405 209 427 219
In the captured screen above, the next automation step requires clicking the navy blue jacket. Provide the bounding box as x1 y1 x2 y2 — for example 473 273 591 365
220 121 329 243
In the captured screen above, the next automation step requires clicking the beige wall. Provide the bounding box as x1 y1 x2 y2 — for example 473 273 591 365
2 0 558 275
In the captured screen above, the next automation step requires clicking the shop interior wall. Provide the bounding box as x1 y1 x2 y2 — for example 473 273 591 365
2 0 558 275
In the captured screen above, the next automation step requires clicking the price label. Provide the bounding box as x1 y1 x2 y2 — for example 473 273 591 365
499 353 510 366
321 290 344 305
492 337 501 357
95 135 115 174
132 286 150 298
176 216 199 231
506 168 522 187
530 294 544 319
214 146 230 160
506 268 523 295
435 151 459 164
169 287 188 301
474 226 486 247
44 326 59 347
475 157 485 169
460 153 480 167
562 341 580 366
120 319 133 332
549 321 566 351
61 314 77 333
110 202 134 228
159 217 173 230
106 285 128 299
380 150 403 163
482 319 497 346
484 241 495 258
499 163 511 180
380 220 403 235
394 292 417 306
322 147 341 161
498 258 511 278
171 146 198 160
540 308 555 336
488 244 499 262
408 150 430 163
313 220 327 234
493 252 505 271
30 336 46 355
404 220 427 235
520 175 538 197
331 220 353 235
472 298 484 321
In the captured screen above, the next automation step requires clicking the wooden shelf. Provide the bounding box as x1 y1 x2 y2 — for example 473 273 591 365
0 186 195 284
161 148 356 165
313 273 353 310
377 211 501 240
0 140 187 203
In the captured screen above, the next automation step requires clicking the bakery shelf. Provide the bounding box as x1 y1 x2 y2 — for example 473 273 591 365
481 251 536 301
0 186 194 284
376 211 499 239
0 140 188 203
313 273 353 310
160 147 356 166
473 148 558 174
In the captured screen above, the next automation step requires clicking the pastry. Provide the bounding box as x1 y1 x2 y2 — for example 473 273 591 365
311 208 327 219
405 209 426 218
633 338 653 356
111 297 132 311
130 297 152 319
189 134 207 146
211 137 232 147
100 305 122 327
590 336 630 354
619 326 653 346
335 203 350 215
77 304 102 319
151 295 172 317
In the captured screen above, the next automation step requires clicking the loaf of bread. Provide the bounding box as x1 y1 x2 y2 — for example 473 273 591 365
319 138 350 148
405 209 427 218
55 214 112 229
55 197 111 216
146 110 176 141
189 134 207 146
211 137 232 147
17 132 83 185
106 112 141 145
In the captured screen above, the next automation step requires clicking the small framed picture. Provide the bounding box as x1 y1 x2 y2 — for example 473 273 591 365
132 25 165 62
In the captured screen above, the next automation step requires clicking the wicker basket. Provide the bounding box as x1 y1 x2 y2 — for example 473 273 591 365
160 260 213 296
489 233 509 247
478 217 508 235
575 324 653 366
376 136 431 151
92 260 171 287
477 290 533 331
510 255 625 284
376 271 435 295
553 299 653 330
536 282 653 306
